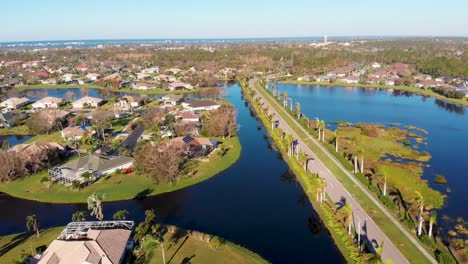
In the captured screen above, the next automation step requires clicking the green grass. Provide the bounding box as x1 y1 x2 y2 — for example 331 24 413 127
251 81 433 264
25 131 64 144
0 125 32 136
0 227 63 264
14 84 196 95
284 80 468 106
149 230 268 264
0 136 241 203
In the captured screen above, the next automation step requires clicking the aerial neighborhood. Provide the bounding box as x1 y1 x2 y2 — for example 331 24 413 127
0 36 467 264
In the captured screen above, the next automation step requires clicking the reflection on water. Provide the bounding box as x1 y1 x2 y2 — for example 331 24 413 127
434 99 465 115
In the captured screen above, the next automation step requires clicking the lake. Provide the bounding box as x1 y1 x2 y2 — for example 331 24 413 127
270 82 468 225
0 83 343 263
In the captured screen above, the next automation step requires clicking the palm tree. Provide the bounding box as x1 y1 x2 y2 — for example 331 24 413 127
72 211 87 222
288 98 293 111
319 120 326 141
316 177 326 203
334 130 340 152
113 210 129 220
415 191 424 236
428 211 437 237
342 204 353 235
295 102 301 119
284 134 294 156
26 214 40 237
357 146 365 174
380 167 389 196
139 235 158 262
298 150 308 171
87 192 104 221
155 233 166 264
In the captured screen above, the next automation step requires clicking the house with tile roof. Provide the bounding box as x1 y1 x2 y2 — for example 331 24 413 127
38 221 133 264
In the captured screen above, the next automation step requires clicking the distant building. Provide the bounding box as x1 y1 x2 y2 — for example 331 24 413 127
86 73 100 81
181 99 221 111
76 64 89 72
0 97 30 111
130 81 158 90
61 125 94 140
168 82 193 91
175 111 200 122
32 96 63 109
49 154 134 185
38 221 134 264
340 76 359 84
161 94 183 106
72 96 103 109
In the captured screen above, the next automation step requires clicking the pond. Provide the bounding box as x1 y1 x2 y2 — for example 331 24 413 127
0 83 343 263
270 82 468 225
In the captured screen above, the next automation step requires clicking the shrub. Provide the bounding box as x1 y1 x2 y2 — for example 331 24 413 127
420 234 437 249
436 250 457 264
434 174 448 184
361 124 382 138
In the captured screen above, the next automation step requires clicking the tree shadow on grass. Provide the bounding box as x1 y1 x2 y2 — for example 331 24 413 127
167 236 189 264
0 232 33 256
134 188 153 200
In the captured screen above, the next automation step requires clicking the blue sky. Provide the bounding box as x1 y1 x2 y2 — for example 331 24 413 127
2 0 467 41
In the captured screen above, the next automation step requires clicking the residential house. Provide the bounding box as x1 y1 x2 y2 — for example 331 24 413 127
182 99 221 111
33 71 49 79
328 65 355 77
86 73 100 81
385 78 400 86
161 94 183 106
136 72 151 80
415 80 445 89
41 78 58 85
38 221 134 264
0 112 15 127
155 74 177 82
32 96 63 109
8 78 21 87
130 81 158 90
340 76 359 84
61 125 94 140
164 67 182 75
367 77 381 85
175 111 200 122
9 142 69 164
371 62 381 69
48 154 134 185
72 96 103 109
61 73 74 82
169 136 218 158
297 75 316 82
316 75 334 82
76 64 89 72
114 95 142 112
141 66 159 74
168 82 193 91
0 97 30 111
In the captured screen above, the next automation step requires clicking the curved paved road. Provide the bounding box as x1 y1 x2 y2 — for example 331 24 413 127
249 78 436 264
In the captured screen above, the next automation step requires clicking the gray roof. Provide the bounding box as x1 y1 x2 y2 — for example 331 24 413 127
61 154 134 172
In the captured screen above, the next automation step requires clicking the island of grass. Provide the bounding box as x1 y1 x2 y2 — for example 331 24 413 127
0 224 267 264
0 135 241 203
12 84 197 95
322 122 443 209
282 80 468 107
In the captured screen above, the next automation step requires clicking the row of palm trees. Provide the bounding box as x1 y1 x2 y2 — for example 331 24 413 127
262 81 388 262
267 80 440 241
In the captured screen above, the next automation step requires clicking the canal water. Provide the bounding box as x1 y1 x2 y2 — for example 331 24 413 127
0 135 33 147
270 82 468 225
8 88 157 101
0 83 343 263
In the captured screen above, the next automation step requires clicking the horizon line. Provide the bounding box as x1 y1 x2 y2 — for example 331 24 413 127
1 35 468 44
